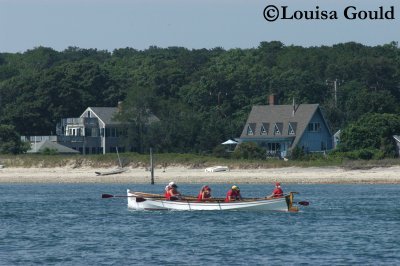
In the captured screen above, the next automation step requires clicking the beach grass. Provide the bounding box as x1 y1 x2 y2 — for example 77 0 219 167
0 152 399 169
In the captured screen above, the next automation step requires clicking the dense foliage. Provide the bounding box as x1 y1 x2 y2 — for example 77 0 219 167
338 113 400 157
0 125 29 154
0 42 399 154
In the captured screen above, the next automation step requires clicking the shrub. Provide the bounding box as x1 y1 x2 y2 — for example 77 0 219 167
330 148 385 160
232 142 265 160
212 145 231 158
289 146 305 160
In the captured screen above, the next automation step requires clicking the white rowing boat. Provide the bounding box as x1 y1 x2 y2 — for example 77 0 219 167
204 166 229 172
95 167 128 176
126 189 301 212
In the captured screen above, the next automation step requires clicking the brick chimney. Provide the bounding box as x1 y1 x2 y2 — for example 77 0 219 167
268 94 276 105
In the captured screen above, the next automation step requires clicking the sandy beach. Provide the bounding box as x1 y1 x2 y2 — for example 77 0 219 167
1 165 400 184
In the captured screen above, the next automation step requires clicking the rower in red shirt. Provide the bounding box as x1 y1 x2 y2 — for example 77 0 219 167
164 181 174 199
197 185 212 201
225 185 242 202
165 181 182 200
268 182 284 198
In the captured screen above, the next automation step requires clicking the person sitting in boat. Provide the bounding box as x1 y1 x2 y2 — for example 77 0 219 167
197 185 212 201
164 181 175 197
166 183 182 201
225 185 242 202
268 182 284 198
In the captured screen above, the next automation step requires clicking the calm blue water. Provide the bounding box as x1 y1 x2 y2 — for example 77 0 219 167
1 183 399 265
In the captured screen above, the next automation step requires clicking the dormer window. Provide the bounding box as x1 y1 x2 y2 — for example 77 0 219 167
260 123 269 135
274 123 282 135
247 123 256 135
288 122 297 135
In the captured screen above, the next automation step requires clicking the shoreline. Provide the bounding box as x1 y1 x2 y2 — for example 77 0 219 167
1 166 400 184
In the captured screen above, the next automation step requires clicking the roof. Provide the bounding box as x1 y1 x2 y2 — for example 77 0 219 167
27 140 79 154
393 135 400 143
82 107 160 126
240 104 330 147
86 107 120 125
222 139 238 145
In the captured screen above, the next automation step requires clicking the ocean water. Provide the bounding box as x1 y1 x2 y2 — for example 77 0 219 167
1 183 399 265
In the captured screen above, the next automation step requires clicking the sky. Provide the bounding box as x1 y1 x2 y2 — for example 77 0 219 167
1 0 399 53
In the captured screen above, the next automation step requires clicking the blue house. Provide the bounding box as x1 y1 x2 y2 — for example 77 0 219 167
239 98 333 158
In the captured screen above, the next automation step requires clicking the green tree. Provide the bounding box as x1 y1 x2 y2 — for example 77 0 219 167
0 125 29 154
339 113 400 157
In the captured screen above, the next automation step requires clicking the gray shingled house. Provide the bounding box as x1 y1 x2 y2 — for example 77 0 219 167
56 103 159 154
239 96 333 158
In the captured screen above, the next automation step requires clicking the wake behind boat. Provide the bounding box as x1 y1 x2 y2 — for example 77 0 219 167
125 189 303 212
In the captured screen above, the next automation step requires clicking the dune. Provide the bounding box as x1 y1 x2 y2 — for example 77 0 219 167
1 165 400 184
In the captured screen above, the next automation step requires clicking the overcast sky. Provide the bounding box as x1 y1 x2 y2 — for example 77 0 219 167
1 0 399 53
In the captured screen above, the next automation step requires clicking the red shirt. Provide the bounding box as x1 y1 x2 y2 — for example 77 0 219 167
197 191 211 201
165 191 171 200
225 189 241 202
272 187 283 197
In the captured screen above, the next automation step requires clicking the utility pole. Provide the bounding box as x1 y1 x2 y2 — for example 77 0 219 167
333 79 338 108
150 148 154 185
326 79 342 108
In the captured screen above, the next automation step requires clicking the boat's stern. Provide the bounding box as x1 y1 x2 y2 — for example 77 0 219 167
286 192 299 212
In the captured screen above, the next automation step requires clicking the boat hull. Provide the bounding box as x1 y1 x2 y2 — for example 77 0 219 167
95 167 128 176
127 189 296 212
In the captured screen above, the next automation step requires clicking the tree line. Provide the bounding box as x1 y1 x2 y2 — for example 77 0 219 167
0 42 399 155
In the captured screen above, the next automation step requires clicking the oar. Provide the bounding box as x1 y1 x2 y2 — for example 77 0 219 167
296 201 309 206
101 193 165 200
102 193 133 198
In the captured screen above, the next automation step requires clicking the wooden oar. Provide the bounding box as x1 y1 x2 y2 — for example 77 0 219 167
102 193 133 198
102 193 165 199
296 201 309 206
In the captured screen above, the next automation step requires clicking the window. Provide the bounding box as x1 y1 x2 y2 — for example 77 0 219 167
88 111 91 118
267 143 281 155
288 122 297 135
247 123 256 135
260 123 269 135
308 122 321 132
247 125 254 135
274 123 282 135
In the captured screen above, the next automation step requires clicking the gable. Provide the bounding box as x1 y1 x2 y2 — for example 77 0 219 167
240 104 332 147
81 107 120 126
